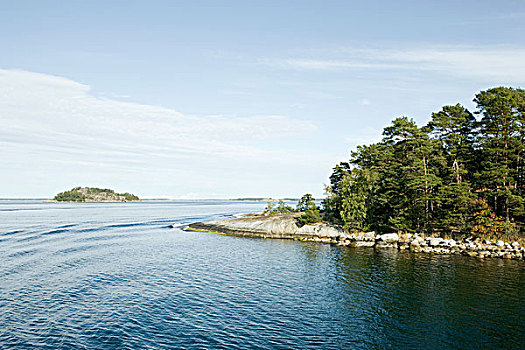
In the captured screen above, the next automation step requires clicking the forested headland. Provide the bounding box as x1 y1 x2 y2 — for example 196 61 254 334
322 87 525 241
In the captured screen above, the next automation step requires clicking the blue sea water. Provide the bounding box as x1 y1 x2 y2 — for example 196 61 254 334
0 200 524 349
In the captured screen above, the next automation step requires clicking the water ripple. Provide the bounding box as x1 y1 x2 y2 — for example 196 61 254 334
0 201 524 349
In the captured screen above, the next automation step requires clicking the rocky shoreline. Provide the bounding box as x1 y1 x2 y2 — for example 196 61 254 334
186 214 524 261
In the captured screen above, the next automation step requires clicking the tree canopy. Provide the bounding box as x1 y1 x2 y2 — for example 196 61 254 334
323 87 525 241
53 187 140 202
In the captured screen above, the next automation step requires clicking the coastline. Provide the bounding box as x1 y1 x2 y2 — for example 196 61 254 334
43 200 143 203
186 214 524 261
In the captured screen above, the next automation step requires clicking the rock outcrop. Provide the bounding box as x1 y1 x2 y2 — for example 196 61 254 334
187 213 347 243
186 214 524 261
189 213 302 238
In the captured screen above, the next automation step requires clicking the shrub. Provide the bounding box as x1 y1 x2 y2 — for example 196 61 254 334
298 208 322 226
263 200 295 215
296 194 322 226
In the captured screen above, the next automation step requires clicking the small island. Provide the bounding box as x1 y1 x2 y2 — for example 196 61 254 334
48 187 141 202
187 87 525 261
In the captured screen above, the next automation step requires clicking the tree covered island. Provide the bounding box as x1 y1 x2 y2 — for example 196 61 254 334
322 87 525 242
191 87 524 260
52 187 140 202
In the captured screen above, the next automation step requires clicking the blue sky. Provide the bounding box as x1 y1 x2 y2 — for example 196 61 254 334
1 0 524 198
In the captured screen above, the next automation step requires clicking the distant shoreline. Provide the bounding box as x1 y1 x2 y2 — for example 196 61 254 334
43 199 142 203
0 198 298 202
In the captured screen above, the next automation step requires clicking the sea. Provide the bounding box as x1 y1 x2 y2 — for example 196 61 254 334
1 200 524 349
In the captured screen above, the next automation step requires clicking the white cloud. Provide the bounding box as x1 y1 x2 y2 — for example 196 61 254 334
266 45 525 83
0 69 316 157
0 69 335 198
272 58 401 70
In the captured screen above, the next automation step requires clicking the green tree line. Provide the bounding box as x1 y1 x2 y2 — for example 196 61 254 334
323 87 525 240
54 187 140 202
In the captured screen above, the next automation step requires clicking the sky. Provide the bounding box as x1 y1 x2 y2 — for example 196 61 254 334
1 0 524 199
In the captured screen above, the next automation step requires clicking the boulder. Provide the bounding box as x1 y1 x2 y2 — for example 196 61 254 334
356 241 375 247
428 238 443 246
377 233 399 243
296 223 345 238
376 242 398 249
364 231 376 239
410 240 421 247
444 239 457 246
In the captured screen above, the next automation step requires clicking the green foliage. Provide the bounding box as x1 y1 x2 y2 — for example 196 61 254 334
263 202 275 214
276 200 294 213
321 163 350 224
297 208 322 226
86 188 115 195
297 194 322 226
323 87 525 239
339 169 372 231
474 87 525 227
54 190 86 202
470 198 515 240
263 200 295 215
53 187 140 202
122 192 140 201
296 193 315 211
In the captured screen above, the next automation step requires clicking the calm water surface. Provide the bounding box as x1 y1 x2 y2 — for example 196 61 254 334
1 200 524 349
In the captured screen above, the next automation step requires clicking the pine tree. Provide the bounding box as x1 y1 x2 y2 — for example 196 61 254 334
381 117 440 232
426 104 477 233
475 87 525 233
338 169 371 231
322 87 525 239
322 162 350 224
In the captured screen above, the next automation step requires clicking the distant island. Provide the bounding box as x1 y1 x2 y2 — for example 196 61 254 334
230 198 299 202
49 187 141 202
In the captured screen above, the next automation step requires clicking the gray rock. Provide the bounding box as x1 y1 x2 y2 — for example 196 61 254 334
496 240 505 247
376 242 398 249
356 241 375 247
296 223 345 238
364 231 376 239
377 233 399 243
428 238 443 246
443 239 456 246
410 240 421 246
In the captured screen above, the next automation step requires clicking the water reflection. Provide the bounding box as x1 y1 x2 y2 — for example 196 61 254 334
334 247 525 349
1 200 523 349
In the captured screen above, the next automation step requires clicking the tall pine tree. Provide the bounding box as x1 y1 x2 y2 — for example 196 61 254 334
426 104 477 233
475 87 525 233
